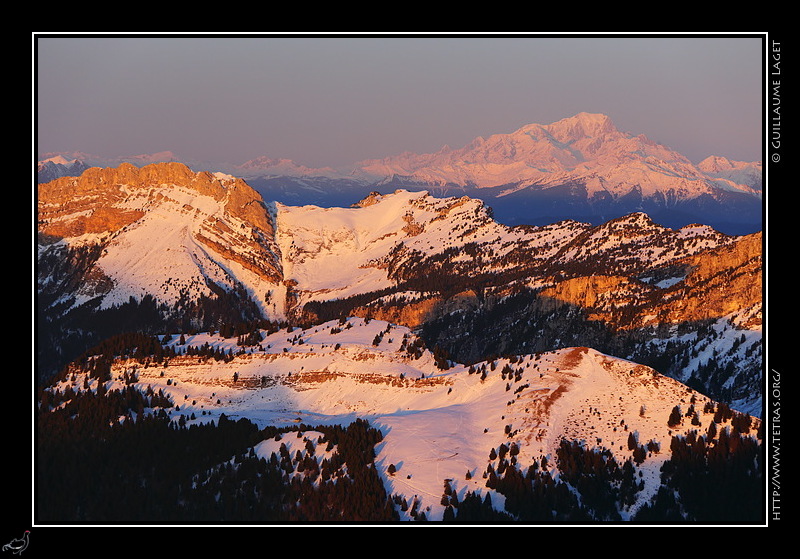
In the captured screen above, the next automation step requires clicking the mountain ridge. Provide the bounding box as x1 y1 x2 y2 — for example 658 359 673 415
35 160 765 524
41 112 761 193
37 112 762 234
38 316 763 523
36 162 762 416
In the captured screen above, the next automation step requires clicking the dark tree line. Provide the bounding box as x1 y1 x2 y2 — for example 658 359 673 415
636 422 763 523
302 287 397 323
36 378 396 524
38 272 268 384
37 376 763 524
172 418 396 522
438 422 762 524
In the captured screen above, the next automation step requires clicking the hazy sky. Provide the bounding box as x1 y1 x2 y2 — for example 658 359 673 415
35 34 764 168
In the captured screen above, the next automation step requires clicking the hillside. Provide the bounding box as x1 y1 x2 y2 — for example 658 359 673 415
39 317 763 523
36 162 763 416
37 162 282 312
35 160 764 523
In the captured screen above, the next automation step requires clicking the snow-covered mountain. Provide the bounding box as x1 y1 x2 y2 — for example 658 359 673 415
697 155 763 192
351 113 762 233
35 161 764 523
356 113 709 189
37 162 762 413
234 155 341 178
40 316 762 522
37 155 90 184
37 112 763 234
37 162 751 324
38 150 185 169
37 162 283 316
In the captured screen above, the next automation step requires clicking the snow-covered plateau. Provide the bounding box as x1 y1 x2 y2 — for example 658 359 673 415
48 317 761 522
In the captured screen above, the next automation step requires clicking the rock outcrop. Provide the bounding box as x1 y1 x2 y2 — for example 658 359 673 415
657 232 762 327
351 290 482 329
37 161 284 310
535 231 762 330
38 162 276 241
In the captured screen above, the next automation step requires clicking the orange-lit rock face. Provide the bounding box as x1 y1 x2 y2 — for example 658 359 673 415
37 162 284 303
38 162 274 236
660 232 762 327
536 233 761 330
344 290 481 330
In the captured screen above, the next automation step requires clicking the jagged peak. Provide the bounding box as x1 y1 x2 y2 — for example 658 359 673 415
697 155 734 171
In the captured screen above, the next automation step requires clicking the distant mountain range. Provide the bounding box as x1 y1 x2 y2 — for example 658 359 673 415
38 112 763 234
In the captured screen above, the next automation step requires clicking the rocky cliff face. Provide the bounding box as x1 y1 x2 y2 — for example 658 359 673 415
653 232 762 328
538 275 645 321
534 231 762 331
39 163 277 252
36 173 762 414
38 162 284 294
348 290 483 329
37 163 287 381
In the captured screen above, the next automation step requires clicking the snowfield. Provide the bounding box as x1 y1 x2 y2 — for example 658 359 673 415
53 317 744 522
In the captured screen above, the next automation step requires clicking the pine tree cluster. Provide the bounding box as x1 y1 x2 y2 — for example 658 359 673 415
36 382 398 524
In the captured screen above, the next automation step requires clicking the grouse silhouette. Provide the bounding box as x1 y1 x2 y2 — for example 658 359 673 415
2 531 29 555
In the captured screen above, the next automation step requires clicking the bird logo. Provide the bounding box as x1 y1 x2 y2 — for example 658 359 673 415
2 531 29 555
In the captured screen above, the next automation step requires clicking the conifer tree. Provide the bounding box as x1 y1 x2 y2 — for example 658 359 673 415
667 405 683 428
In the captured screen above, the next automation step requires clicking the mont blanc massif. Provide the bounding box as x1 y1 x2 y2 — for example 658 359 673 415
36 113 764 524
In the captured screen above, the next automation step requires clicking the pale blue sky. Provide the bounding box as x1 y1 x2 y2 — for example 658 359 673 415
35 34 764 168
